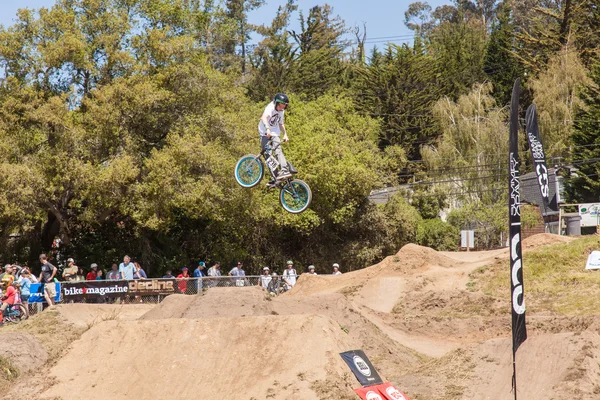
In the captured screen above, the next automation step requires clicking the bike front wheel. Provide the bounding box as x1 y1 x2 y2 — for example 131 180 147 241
234 155 264 188
279 179 312 214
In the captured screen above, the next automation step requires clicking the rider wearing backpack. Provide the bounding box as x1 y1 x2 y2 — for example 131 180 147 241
258 93 291 184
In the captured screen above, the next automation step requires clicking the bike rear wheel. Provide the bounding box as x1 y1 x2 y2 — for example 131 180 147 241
234 155 264 188
279 179 312 214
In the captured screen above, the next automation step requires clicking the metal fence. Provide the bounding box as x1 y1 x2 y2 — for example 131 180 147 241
24 275 295 316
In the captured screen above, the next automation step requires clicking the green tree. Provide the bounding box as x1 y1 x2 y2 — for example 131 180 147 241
428 16 488 99
247 0 297 101
416 219 458 251
288 5 348 99
224 0 265 73
566 60 600 202
483 1 521 107
421 82 507 204
530 46 591 159
352 44 441 156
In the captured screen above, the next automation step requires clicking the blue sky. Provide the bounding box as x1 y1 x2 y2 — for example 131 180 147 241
0 0 452 48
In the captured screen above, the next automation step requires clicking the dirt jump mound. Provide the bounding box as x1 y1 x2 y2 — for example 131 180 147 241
42 314 359 400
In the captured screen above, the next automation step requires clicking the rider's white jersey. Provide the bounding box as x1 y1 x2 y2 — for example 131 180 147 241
258 102 285 136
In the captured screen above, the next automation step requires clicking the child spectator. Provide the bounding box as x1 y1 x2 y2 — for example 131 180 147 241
332 263 342 275
96 269 104 280
86 264 99 281
177 267 190 293
19 271 32 306
0 277 16 326
258 267 272 290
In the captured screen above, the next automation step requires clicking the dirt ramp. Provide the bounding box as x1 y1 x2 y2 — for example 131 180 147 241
465 331 600 400
42 314 358 400
522 233 574 249
0 332 48 373
53 303 154 328
141 287 272 320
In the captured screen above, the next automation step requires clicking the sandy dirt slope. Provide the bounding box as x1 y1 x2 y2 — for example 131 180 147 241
465 331 600 400
53 303 154 328
3 233 595 400
42 314 359 400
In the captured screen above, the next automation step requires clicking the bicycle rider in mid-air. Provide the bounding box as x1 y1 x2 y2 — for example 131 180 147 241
258 93 291 186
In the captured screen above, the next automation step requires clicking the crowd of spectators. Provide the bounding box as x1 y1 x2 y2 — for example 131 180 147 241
1 253 345 320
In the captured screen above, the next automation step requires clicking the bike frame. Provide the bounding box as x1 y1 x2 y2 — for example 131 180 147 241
255 141 304 200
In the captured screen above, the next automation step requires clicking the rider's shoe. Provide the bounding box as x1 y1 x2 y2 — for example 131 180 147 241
276 170 292 181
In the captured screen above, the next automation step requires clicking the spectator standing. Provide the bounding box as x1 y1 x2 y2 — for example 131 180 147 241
258 267 272 290
20 267 37 283
107 264 121 280
38 254 57 306
96 270 103 280
119 255 136 280
19 270 32 307
133 262 147 279
307 265 317 275
11 264 24 279
177 267 190 293
193 262 207 292
207 262 221 287
228 261 246 287
86 263 99 281
62 258 79 281
282 260 297 288
75 267 85 281
0 265 13 282
162 270 175 279
332 263 342 275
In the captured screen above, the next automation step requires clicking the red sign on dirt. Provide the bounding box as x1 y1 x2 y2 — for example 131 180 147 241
354 383 411 400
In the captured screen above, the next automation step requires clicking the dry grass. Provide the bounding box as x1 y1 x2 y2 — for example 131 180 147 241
468 235 600 315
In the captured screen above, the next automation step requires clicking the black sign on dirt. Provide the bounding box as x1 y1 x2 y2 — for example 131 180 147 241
62 281 129 300
340 350 383 387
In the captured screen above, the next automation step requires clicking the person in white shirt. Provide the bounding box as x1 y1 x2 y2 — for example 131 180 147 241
258 93 291 183
332 263 342 275
307 265 317 275
258 267 272 290
282 260 297 288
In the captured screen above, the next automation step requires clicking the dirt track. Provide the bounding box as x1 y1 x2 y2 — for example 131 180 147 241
2 233 597 400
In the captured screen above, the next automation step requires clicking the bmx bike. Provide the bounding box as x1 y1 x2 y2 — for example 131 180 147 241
234 141 312 214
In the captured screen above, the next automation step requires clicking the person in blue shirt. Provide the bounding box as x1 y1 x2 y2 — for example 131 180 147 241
18 270 32 306
162 270 175 279
193 262 207 292
119 255 136 280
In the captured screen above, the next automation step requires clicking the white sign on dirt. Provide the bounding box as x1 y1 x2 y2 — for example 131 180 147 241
585 251 600 270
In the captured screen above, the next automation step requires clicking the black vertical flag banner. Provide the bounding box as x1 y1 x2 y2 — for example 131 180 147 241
525 104 553 211
509 79 527 400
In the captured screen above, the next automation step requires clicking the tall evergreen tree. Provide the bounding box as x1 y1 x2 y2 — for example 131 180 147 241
566 60 600 202
224 0 265 74
288 5 348 99
483 1 520 107
353 43 441 156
